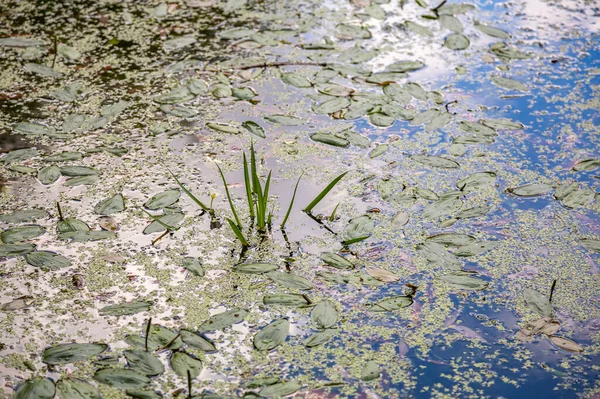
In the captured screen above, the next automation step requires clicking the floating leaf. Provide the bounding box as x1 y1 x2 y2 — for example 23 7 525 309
253 319 289 351
282 73 312 88
303 329 336 348
580 239 600 253
38 166 61 185
0 209 46 223
56 379 100 399
456 171 496 192
258 381 301 398
336 24 372 39
266 271 313 290
94 194 125 215
25 251 71 269
366 267 400 282
460 121 498 135
210 83 232 98
233 262 279 274
454 241 499 256
24 63 62 78
548 336 583 353
1 148 38 163
311 300 338 328
183 257 204 277
310 133 349 147
422 197 463 220
207 122 240 134
2 296 34 311
507 183 553 197
144 190 180 210
321 252 354 269
94 369 150 389
14 377 55 399
125 390 162 399
437 3 476 15
439 15 463 33
59 230 117 242
573 159 600 172
0 37 44 47
316 83 354 97
263 293 311 307
1 225 45 243
475 22 510 38
143 212 184 234
65 175 100 187
0 243 36 256
481 118 523 130
154 86 194 104
170 352 203 378
391 212 409 227
160 104 198 118
124 350 164 376
263 115 304 125
456 206 491 219
441 275 488 290
233 87 257 100
57 218 90 233
561 188 595 208
199 308 249 332
369 113 395 127
411 154 459 168
361 361 380 381
371 295 413 312
60 166 98 177
313 97 351 114
444 33 470 50
406 21 433 37
386 60 424 73
417 242 462 270
242 121 266 138
99 301 152 316
57 44 82 60
344 215 374 243
524 288 553 317
491 76 528 92
369 145 388 158
43 343 108 365
180 330 216 352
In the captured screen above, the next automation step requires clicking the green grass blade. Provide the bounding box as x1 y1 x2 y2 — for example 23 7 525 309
258 170 272 229
250 142 260 195
243 153 255 219
168 169 209 211
142 209 179 231
226 218 249 247
280 172 303 229
217 164 243 228
329 202 340 222
303 171 349 214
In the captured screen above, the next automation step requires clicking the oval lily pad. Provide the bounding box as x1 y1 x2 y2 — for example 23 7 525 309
143 212 184 234
242 121 266 138
38 165 61 185
25 251 71 269
310 133 349 148
422 197 463 220
183 257 204 277
282 73 312 88
370 295 413 312
233 262 279 274
124 350 164 376
321 252 354 269
99 301 152 316
147 325 183 350
303 329 336 348
59 166 98 177
263 267 313 288
43 343 108 365
263 293 311 307
14 377 55 399
199 308 249 332
180 330 217 352
507 183 553 197
0 209 47 223
65 175 100 186
573 159 600 172
263 115 304 126
1 225 45 243
0 243 36 256
57 218 90 233
93 368 150 389
311 300 338 329
253 319 289 351
491 76 528 92
444 33 470 50
361 361 380 381
313 97 351 114
369 145 388 159
144 190 180 210
258 381 301 398
441 275 488 291
206 122 240 134
58 230 117 242
94 193 125 215
56 379 100 399
344 215 374 243
456 171 496 192
170 352 202 378
524 288 553 317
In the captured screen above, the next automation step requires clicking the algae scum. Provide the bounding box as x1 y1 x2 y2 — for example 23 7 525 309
1 0 600 397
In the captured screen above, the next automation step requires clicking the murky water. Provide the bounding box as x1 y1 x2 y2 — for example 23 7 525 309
1 0 600 398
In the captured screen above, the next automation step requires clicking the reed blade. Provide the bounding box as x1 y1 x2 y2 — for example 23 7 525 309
227 218 249 247
243 153 255 219
280 172 303 229
142 209 179 231
217 164 243 229
303 171 349 214
168 169 209 211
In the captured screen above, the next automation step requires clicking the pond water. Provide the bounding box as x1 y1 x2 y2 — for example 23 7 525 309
1 0 600 398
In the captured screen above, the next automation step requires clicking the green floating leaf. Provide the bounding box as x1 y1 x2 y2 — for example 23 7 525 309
57 218 90 233
369 113 395 127
310 133 349 148
170 352 203 378
456 206 491 219
10 165 35 174
183 257 204 277
406 21 433 37
0 37 44 47
441 275 488 291
148 325 183 350
58 230 117 242
180 330 216 352
210 83 232 98
422 197 463 220
282 73 312 88
124 350 164 376
1 225 45 244
481 118 523 130
263 114 304 126
94 193 125 215
491 76 528 92
242 121 266 138
64 175 99 186
336 23 372 39
265 271 313 290
456 171 496 192
206 122 240 134
313 97 351 114
233 263 279 274
580 238 600 253
143 213 184 234
303 329 336 348
38 166 61 185
199 308 249 332
361 361 380 381
437 3 476 15
24 63 62 78
0 243 36 256
14 377 55 399
60 166 98 177
369 145 388 159
0 209 46 223
44 152 83 162
416 242 462 270
160 104 198 118
43 343 108 365
411 154 459 168
454 241 499 256
444 33 470 50
56 379 100 399
344 215 374 243
99 301 152 316
154 86 195 104
524 288 553 317
94 368 150 389
474 22 510 38
258 381 301 398
561 188 595 209
233 87 257 100
311 300 338 329
573 159 600 172
439 15 463 33
25 251 71 270
253 319 289 351
144 190 180 210
371 295 413 312
321 252 354 269
263 294 311 307
507 183 553 197
125 390 162 399
1 148 39 163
